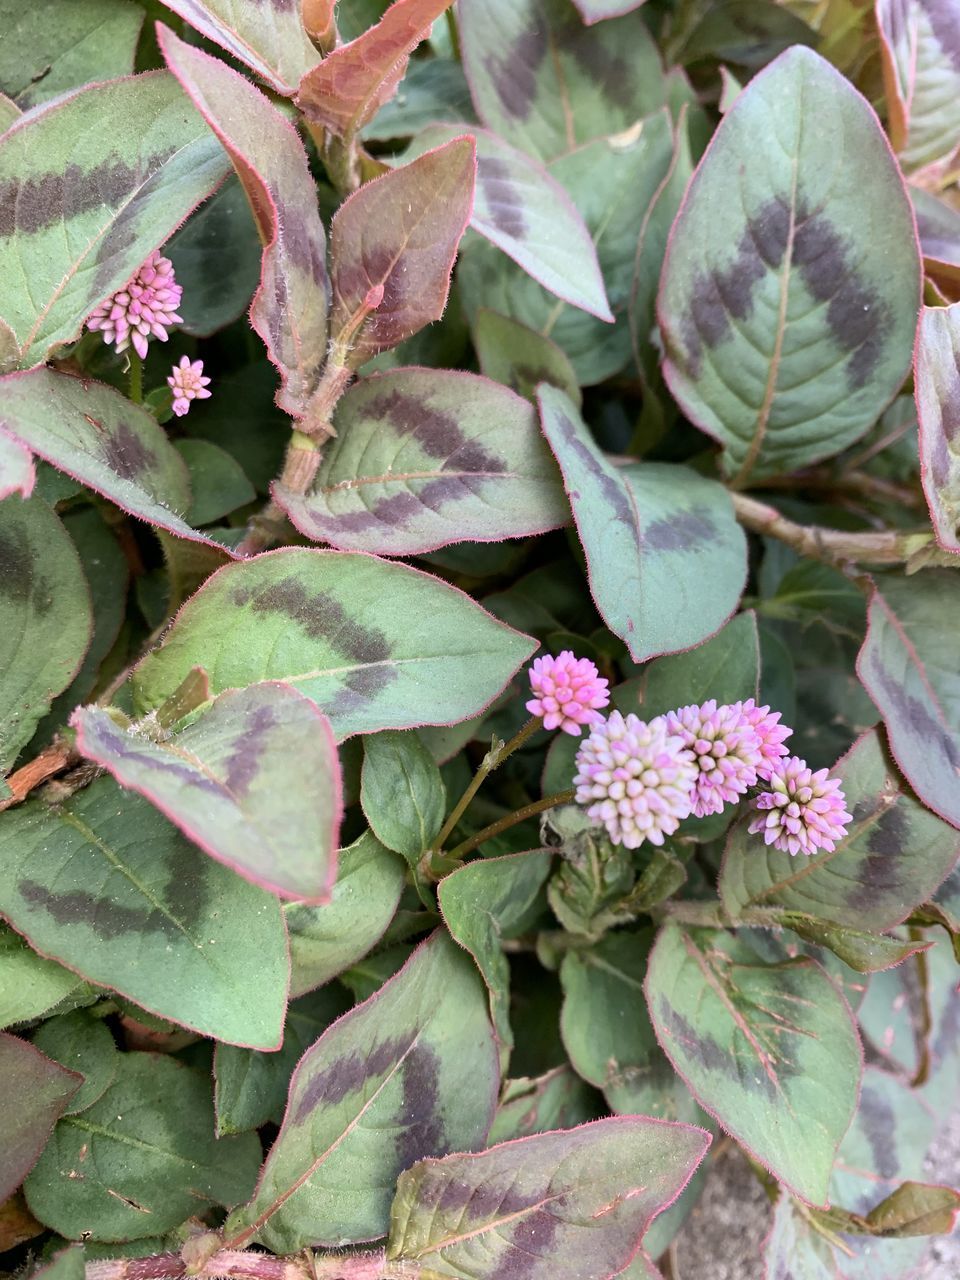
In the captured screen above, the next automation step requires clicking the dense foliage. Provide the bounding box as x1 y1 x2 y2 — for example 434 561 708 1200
1 1 959 1278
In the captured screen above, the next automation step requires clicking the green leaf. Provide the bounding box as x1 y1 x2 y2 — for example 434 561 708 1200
24 1052 262 1242
439 851 553 1069
296 0 453 140
459 0 666 162
877 0 960 169
560 931 659 1091
776 915 931 974
214 986 351 1135
0 777 288 1048
0 370 228 548
915 301 960 553
0 1031 80 1202
911 185 960 291
406 123 611 318
459 112 675 386
0 927 86 1029
363 58 476 142
0 429 34 499
156 0 320 94
159 27 330 420
763 1195 836 1280
285 831 406 998
488 1067 601 1144
0 73 230 367
29 1247 84 1280
677 1 817 69
631 611 759 720
386 1116 710 1279
570 0 646 18
720 729 960 930
0 0 143 109
658 46 921 485
74 683 343 903
32 1010 119 1116
539 387 747 663
133 547 535 740
224 931 498 1251
175 439 256 527
0 495 92 771
361 729 446 864
864 1181 960 1238
646 924 860 1206
473 309 581 406
857 572 960 829
328 138 475 367
0 92 18 134
278 368 568 555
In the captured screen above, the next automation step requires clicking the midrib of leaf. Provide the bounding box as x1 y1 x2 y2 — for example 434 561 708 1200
320 468 521 492
63 1113 209 1169
408 1186 569 1256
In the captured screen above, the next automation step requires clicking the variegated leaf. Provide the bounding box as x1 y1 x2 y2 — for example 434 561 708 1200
159 27 329 419
0 429 33 500
915 301 960 552
877 0 960 170
0 72 230 366
0 1033 80 1203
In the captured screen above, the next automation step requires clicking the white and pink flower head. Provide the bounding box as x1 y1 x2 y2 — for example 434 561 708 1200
87 250 183 360
664 698 761 818
748 755 852 856
167 356 212 418
526 650 610 736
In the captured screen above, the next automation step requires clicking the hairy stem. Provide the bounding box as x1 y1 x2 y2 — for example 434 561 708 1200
84 1250 427 1280
128 351 143 404
445 788 575 864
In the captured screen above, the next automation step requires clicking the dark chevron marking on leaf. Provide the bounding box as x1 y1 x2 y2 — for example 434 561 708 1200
222 703 276 796
877 0 960 168
480 156 527 239
99 421 157 481
916 302 960 552
482 26 548 124
857 1084 899 1179
644 511 716 551
550 398 634 525
293 1032 418 1122
0 159 138 236
656 1001 750 1083
0 521 50 609
396 1044 443 1170
361 389 505 473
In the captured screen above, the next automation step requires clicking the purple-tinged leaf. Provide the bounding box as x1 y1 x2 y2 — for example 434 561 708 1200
156 0 320 94
0 72 230 367
877 0 960 169
285 831 406 998
296 0 453 140
571 0 647 20
73 683 343 903
224 931 498 1251
363 58 477 142
0 0 144 110
328 138 475 366
0 368 230 550
459 0 666 162
277 368 568 555
539 385 747 663
0 1033 80 1203
473 309 581 405
23 1052 262 1242
646 924 861 1206
159 27 329 419
133 547 536 739
406 124 612 319
720 729 960 931
386 1115 710 1279
0 777 289 1049
911 184 960 291
0 429 34 499
658 46 921 485
857 572 960 829
0 496 92 772
915 301 960 553
439 851 553 1071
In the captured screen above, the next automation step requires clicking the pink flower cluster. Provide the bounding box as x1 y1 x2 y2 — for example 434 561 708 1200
87 250 183 360
526 654 850 856
168 356 212 418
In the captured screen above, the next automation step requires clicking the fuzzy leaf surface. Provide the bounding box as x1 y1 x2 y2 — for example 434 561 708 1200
911 185 960 288
386 1116 710 1278
133 548 535 739
0 369 226 548
297 0 453 139
0 72 230 366
0 430 34 499
473 310 581 405
459 0 666 162
0 928 86 1029
915 301 960 553
328 138 475 365
0 1033 80 1203
0 495 92 771
73 683 342 903
278 369 568 554
658 47 920 484
876 0 960 168
285 831 406 998
361 729 445 864
32 1010 119 1115
0 778 288 1048
857 572 960 829
539 386 746 662
24 1053 262 1241
646 924 860 1206
155 0 320 93
225 931 498 1251
720 730 960 929
160 28 330 418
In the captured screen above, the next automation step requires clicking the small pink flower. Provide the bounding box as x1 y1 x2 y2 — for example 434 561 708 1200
526 651 610 736
167 356 212 418
573 711 697 849
748 756 852 856
665 699 761 817
732 698 792 779
87 250 183 360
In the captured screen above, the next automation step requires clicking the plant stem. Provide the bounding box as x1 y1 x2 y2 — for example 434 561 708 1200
128 351 143 404
0 740 77 811
84 1251 427 1280
444 8 461 59
432 717 541 854
654 899 786 929
445 788 575 863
